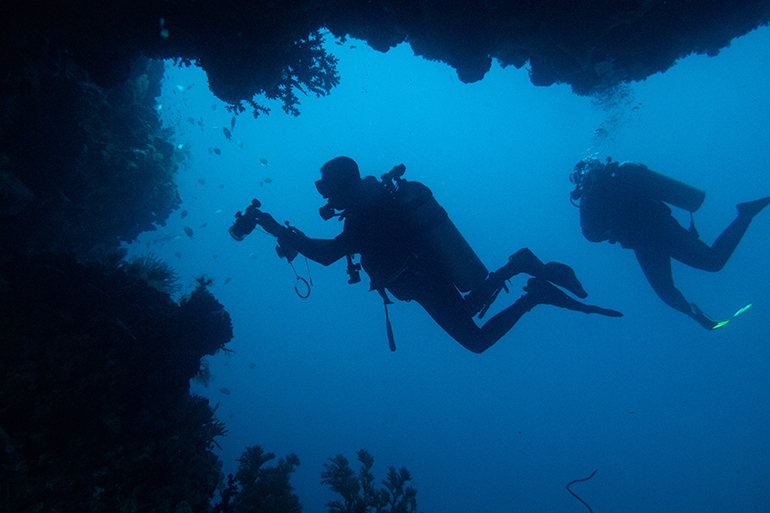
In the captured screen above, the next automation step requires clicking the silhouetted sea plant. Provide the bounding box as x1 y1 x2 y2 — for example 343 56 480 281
212 445 302 513
321 450 417 513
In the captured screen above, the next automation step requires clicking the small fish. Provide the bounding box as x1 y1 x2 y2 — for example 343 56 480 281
174 251 182 258
197 178 206 185
187 84 194 90
187 117 195 124
223 127 232 141
263 177 272 184
181 210 188 218
213 148 221 155
208 147 212 153
224 277 232 285
258 156 269 166
184 226 193 238
219 387 231 395
230 116 236 130
237 140 244 148
219 184 224 189
199 222 208 228
215 209 222 214
212 104 217 111
176 84 185 91
248 362 256 369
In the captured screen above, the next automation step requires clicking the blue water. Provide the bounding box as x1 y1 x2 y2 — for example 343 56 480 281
129 25 770 513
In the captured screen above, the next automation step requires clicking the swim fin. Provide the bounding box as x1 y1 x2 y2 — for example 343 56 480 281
524 278 623 317
712 304 752 329
505 248 588 297
690 302 752 330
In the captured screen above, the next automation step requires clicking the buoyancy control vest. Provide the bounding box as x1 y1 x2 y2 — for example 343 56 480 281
355 165 487 294
343 165 489 351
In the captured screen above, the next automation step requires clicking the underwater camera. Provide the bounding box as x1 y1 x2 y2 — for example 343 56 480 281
229 199 262 241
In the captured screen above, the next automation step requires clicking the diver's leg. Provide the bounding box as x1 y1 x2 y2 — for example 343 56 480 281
635 247 716 329
737 196 770 218
673 196 770 272
415 276 545 353
457 278 622 351
465 248 588 316
421 277 622 353
415 279 503 354
635 247 689 313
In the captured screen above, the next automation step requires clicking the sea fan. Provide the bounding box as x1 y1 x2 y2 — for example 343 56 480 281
121 253 182 294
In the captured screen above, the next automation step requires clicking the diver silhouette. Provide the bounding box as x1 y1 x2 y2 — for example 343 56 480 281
248 157 622 353
570 157 770 330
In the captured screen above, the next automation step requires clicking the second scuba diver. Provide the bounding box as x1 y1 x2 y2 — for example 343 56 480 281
232 156 622 354
570 157 770 329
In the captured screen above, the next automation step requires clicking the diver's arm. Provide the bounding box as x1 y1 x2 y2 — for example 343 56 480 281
278 229 349 266
256 212 349 266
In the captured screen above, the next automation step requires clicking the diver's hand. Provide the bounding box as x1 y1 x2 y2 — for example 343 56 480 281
256 212 284 237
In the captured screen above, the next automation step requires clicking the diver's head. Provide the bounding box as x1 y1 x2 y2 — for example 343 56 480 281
316 156 362 211
569 158 605 203
572 158 603 177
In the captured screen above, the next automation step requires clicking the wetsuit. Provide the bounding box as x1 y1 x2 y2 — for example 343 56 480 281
579 161 765 328
271 176 620 352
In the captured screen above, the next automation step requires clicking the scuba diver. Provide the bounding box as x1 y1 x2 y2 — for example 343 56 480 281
569 157 770 330
231 156 622 354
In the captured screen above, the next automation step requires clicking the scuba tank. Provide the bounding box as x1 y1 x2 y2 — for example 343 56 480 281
615 162 706 212
571 159 706 212
389 173 488 293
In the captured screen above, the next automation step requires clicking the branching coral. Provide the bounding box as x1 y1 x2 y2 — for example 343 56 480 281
225 30 340 118
226 445 302 513
321 450 417 513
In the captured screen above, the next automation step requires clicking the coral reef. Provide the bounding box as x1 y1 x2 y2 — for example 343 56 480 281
2 0 769 111
321 450 417 513
0 251 232 512
0 51 181 258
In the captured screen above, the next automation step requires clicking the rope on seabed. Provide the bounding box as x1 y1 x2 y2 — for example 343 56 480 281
566 469 598 513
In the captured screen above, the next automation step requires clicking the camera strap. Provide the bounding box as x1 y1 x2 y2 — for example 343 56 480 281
287 258 312 299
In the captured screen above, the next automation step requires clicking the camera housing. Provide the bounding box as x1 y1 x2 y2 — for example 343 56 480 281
229 199 262 241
